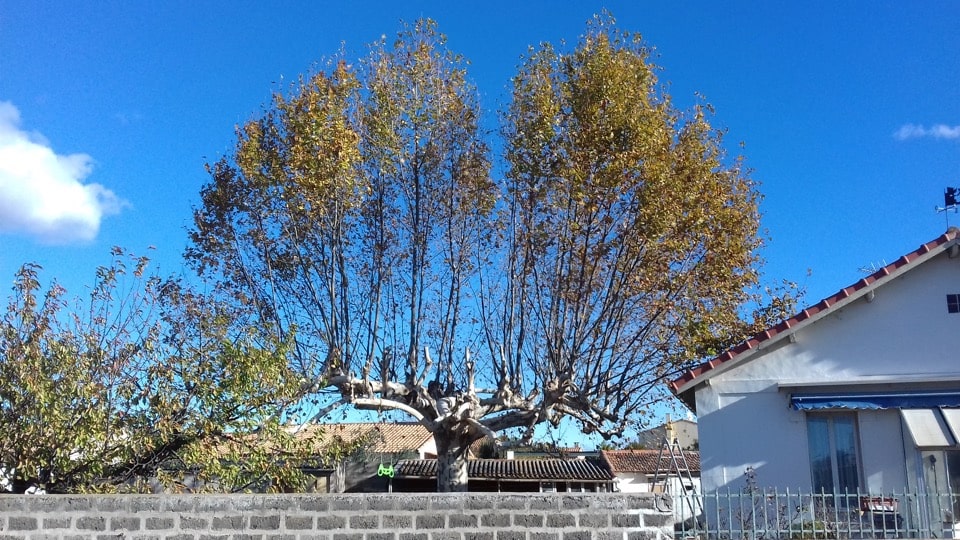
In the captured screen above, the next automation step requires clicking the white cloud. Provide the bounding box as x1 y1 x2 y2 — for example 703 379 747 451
0 101 125 244
894 123 960 141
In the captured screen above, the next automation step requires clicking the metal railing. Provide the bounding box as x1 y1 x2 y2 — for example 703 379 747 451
674 488 960 539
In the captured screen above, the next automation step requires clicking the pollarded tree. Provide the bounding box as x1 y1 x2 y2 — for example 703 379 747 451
188 16 781 492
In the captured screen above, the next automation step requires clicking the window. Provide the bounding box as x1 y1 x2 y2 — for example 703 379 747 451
921 450 960 518
807 413 862 496
948 294 960 314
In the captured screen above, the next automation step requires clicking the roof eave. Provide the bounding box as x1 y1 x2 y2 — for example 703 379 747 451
669 228 960 402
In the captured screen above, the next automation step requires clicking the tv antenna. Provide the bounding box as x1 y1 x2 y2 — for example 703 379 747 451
935 186 959 227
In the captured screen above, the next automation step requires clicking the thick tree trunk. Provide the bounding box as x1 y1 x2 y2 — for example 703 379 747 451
434 428 472 492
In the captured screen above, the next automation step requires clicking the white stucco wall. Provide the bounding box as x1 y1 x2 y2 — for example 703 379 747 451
692 251 960 493
614 471 701 496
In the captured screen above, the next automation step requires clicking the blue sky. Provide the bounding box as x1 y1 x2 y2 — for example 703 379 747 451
2 2 959 328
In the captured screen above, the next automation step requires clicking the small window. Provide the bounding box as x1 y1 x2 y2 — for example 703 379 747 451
948 294 960 314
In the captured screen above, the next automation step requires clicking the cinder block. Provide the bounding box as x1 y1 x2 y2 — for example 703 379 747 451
495 531 524 540
562 531 592 540
284 515 314 530
546 514 576 528
595 531 624 540
110 516 142 531
162 498 197 512
529 532 560 540
180 515 209 530
528 496 560 510
464 496 495 510
261 496 292 511
211 515 246 530
397 496 428 512
429 532 461 540
480 514 510 528
578 513 609 528
347 514 378 529
130 497 162 513
0 498 27 512
331 497 360 511
299 534 333 540
145 517 175 530
625 495 655 510
415 514 445 530
250 515 282 530
33 497 66 512
560 497 590 510
612 514 641 528
299 497 331 512
640 512 671 528
447 514 478 528
399 533 428 540
428 495 462 511
464 532 495 540
41 516 71 529
495 496 527 510
590 496 627 511
95 497 125 512
627 532 658 540
76 516 107 531
316 515 347 530
382 514 413 529
195 498 231 513
513 514 545 527
367 532 397 540
8 516 37 530
365 494 397 511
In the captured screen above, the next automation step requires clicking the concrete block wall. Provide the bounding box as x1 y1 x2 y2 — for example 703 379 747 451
0 492 674 540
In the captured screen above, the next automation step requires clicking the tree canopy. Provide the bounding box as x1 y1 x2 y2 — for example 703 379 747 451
189 15 791 491
0 250 345 494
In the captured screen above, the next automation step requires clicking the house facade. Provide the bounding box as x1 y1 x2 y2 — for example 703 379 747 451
300 423 437 492
634 418 699 451
670 229 960 527
600 449 700 494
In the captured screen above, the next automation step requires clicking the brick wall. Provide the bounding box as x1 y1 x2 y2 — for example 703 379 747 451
0 492 674 540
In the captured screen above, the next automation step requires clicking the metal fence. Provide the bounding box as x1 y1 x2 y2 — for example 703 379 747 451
673 489 960 539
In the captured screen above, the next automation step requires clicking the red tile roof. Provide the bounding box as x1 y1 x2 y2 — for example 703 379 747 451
297 423 432 454
600 449 700 474
669 228 960 400
395 458 613 481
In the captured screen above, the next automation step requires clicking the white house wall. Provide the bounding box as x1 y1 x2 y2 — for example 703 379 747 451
614 472 650 493
694 252 960 493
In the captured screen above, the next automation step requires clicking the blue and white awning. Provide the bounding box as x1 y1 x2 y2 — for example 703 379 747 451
789 389 960 448
789 390 960 411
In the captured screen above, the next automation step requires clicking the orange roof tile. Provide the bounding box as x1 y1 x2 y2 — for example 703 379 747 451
297 422 433 454
600 449 700 474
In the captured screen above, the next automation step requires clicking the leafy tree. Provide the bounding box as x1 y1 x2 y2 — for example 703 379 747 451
0 250 338 493
189 15 790 492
